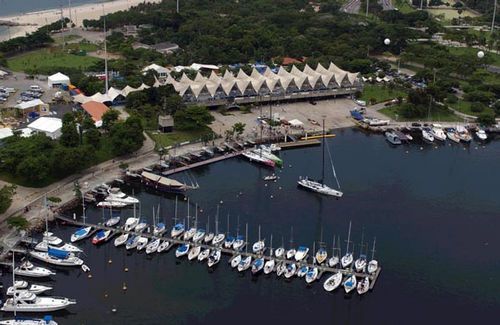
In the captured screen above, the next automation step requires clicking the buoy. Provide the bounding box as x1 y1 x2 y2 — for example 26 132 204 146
270 195 273 199
104 293 108 298
112 308 117 313
200 209 203 213
124 267 129 272
264 184 268 187
122 283 127 291
87 274 92 279
279 187 282 190
420 147 423 150
108 259 112 264
220 200 223 204
289 165 292 168
463 148 466 150
405 151 409 154
482 146 485 149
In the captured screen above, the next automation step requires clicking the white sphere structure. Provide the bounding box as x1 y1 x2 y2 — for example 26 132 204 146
384 38 391 45
477 51 485 59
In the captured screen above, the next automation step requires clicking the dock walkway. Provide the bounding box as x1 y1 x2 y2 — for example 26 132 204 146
163 151 242 176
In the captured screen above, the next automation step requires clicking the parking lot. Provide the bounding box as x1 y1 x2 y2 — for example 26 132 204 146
0 72 60 109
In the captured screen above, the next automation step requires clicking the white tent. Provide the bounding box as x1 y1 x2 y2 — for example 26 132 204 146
28 117 62 139
0 128 14 140
15 99 46 110
288 119 304 127
48 72 70 88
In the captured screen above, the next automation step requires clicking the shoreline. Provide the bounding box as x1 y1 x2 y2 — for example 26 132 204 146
0 0 162 42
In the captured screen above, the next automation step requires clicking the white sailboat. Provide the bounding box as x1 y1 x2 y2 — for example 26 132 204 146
252 224 265 254
367 237 379 274
276 262 286 277
274 236 285 259
237 255 252 272
354 230 367 272
175 243 190 258
341 221 353 269
223 214 235 249
315 227 328 264
192 206 205 242
284 263 297 278
298 118 343 197
357 276 370 295
230 255 242 268
297 265 309 278
212 206 225 246
294 246 309 261
323 272 343 292
171 196 185 238
114 233 129 247
327 236 340 268
188 245 201 261
431 124 446 141
125 235 139 250
343 274 357 293
232 218 245 251
123 217 139 232
286 227 296 260
263 234 275 274
305 267 319 284
204 215 215 244
207 249 221 268
183 199 196 241
157 240 171 253
145 238 161 255
197 248 210 262
136 236 148 251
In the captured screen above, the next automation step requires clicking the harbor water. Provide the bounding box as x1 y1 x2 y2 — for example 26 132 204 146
3 128 500 324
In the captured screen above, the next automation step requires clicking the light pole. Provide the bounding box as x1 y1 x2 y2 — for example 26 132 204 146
492 0 497 34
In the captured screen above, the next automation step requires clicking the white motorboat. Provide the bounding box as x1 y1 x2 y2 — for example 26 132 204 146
125 235 139 250
183 227 196 241
294 246 309 261
354 254 367 273
136 237 148 251
70 227 92 243
193 229 206 243
276 262 286 277
366 118 390 126
1 292 76 312
237 256 252 272
197 248 210 262
297 265 309 278
175 243 190 258
305 267 319 284
145 238 161 254
105 216 121 227
421 127 434 142
105 187 139 205
274 247 284 258
0 315 58 325
475 129 487 141
114 233 129 247
251 257 265 274
41 233 62 247
212 233 225 246
14 262 55 278
263 259 275 274
7 282 52 296
157 240 171 253
230 255 242 268
323 273 343 292
34 241 81 253
241 150 275 168
385 131 402 145
316 247 328 264
97 201 127 208
188 246 201 260
263 174 278 181
134 220 148 233
343 274 357 293
171 223 185 238
431 124 446 141
124 217 139 231
446 128 461 143
30 249 83 267
284 263 297 278
456 125 472 142
207 249 221 268
357 276 370 295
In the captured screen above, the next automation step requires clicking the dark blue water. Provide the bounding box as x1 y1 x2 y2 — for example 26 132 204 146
0 0 101 16
3 128 500 324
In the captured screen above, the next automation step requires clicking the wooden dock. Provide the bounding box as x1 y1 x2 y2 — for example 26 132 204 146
278 139 321 149
54 214 381 288
163 151 242 176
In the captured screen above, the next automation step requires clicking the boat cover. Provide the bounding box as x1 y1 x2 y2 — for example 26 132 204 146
48 248 70 259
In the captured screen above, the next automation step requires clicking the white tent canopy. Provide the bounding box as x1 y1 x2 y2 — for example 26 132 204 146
288 119 304 127
48 72 70 88
15 99 45 110
28 117 62 139
0 128 14 140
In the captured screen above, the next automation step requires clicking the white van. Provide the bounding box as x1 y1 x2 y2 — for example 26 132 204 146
30 85 42 91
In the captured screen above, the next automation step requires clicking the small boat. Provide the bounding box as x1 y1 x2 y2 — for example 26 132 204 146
446 128 461 143
263 259 275 274
343 274 357 293
323 272 343 292
183 227 196 241
125 235 139 250
237 256 252 272
422 127 434 142
297 265 309 278
286 248 296 260
153 222 166 236
276 262 286 277
70 227 92 243
207 249 221 268
193 229 206 243
0 315 58 325
97 201 127 208
105 216 121 228
124 217 139 231
81 264 90 273
232 235 245 251
114 233 129 247
175 243 190 258
385 131 402 145
284 263 297 278
91 230 112 245
198 248 210 262
34 241 81 253
30 249 84 267
316 247 328 264
263 174 278 181
104 187 139 205
171 223 185 238
136 237 148 251
224 235 235 249
145 238 161 254
456 125 472 142
242 150 275 168
251 257 265 274
14 262 55 278
157 240 171 253
1 292 76 312
354 254 367 272
41 232 62 246
294 246 309 261
134 220 148 233
305 267 319 284
431 124 446 141
212 233 225 246
274 247 284 258
357 276 370 295
230 255 242 268
7 282 52 296
188 246 201 260
475 129 487 141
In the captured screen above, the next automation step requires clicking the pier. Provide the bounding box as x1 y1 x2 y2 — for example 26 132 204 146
164 151 242 176
53 214 382 290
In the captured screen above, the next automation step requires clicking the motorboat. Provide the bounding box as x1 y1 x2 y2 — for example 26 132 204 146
315 247 328 264
354 254 367 272
204 232 215 244
105 187 139 205
298 177 343 197
263 259 275 274
175 243 190 258
124 217 139 231
284 263 297 278
7 282 52 296
212 233 225 246
0 315 58 325
157 240 171 253
328 255 339 268
34 241 81 253
30 249 83 267
286 248 296 260
294 246 309 261
341 252 353 268
105 216 121 227
276 262 286 277
251 148 283 167
224 235 235 249
97 201 127 208
385 131 402 145
357 276 370 295
456 125 472 142
134 220 148 233
343 274 357 293
207 249 221 268
446 128 461 143
41 233 62 247
305 267 319 284
368 260 379 274
422 127 434 142
1 292 76 312
14 262 55 278
188 246 201 260
297 265 309 278
251 258 265 274
232 235 245 251
252 240 265 254
366 118 390 126
171 223 185 238
192 229 206 243
91 230 112 245
230 255 242 268
114 233 129 247
136 237 148 251
145 238 161 254
475 129 488 141
183 227 196 241
237 256 252 272
153 222 166 236
125 235 139 250
323 273 343 292
70 227 92 243
241 150 275 168
263 174 278 181
274 247 285 258
197 248 210 262
431 124 446 141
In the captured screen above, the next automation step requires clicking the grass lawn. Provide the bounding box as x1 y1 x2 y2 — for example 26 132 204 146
147 128 213 150
449 101 495 117
394 0 415 13
7 48 101 73
360 84 407 104
53 34 82 44
66 42 100 52
447 47 500 66
380 105 463 122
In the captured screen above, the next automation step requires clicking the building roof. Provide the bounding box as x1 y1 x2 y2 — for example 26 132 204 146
15 99 45 110
48 72 70 82
152 42 179 51
142 63 169 74
282 57 303 65
0 128 14 140
158 115 174 127
81 101 109 122
28 117 62 133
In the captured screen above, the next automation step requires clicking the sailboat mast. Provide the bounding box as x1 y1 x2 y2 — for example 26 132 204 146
194 203 198 229
258 224 261 241
313 241 316 265
226 213 230 236
207 215 210 233
270 234 273 257
12 253 16 316
236 215 240 237
245 223 248 253
186 198 190 229
371 237 377 260
290 226 294 248
215 205 219 235
346 221 352 254
174 196 178 224
321 117 325 184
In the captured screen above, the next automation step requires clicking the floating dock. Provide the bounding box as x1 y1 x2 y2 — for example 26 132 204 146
163 151 243 176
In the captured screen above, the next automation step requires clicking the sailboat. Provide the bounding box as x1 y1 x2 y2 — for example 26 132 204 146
357 276 370 295
367 237 378 274
286 227 296 260
171 197 185 238
284 263 297 278
197 248 210 262
175 243 190 258
136 237 148 251
146 238 161 255
188 245 202 261
237 225 251 272
157 240 171 253
274 236 285 258
276 262 286 277
298 118 343 197
204 215 215 244
223 214 235 248
230 254 242 268
251 257 265 274
341 222 353 269
192 205 205 242
323 272 343 292
105 208 121 227
343 274 357 294
153 205 166 236
252 224 265 254
263 234 275 274
297 265 309 277
91 229 112 245
183 199 196 241
315 227 328 264
294 246 309 261
354 230 367 272
327 236 340 268
212 206 225 246
305 266 319 284
125 235 139 250
207 249 221 268
232 217 245 251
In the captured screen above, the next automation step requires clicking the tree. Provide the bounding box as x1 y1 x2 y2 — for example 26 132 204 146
0 185 16 214
60 122 80 147
174 106 214 130
16 155 50 184
109 116 144 155
102 109 120 131
84 128 101 149
232 122 246 137
7 216 29 230
476 111 496 126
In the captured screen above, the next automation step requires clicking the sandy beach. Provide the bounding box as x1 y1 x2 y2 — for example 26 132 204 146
0 0 161 41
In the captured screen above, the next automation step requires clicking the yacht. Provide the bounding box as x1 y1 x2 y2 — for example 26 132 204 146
294 246 309 261
188 246 201 260
232 235 245 251
456 125 472 142
97 201 127 209
297 265 309 278
230 255 242 268
263 259 275 274
34 241 81 253
136 237 148 251
354 254 367 272
475 129 488 141
237 256 252 272
171 223 185 238
105 216 120 227
41 233 62 247
197 248 210 262
251 258 265 274
1 292 76 312
446 128 461 143
207 249 221 268
70 227 92 243
315 247 328 264
284 263 297 278
297 177 343 197
343 274 357 294
241 150 275 168
14 262 55 278
157 240 171 253
357 277 370 295
125 235 139 250
175 243 190 258
114 233 129 247
104 187 139 205
422 127 434 142
305 267 319 284
431 124 446 141
0 315 58 325
134 220 148 233
124 217 139 231
192 229 206 243
323 273 343 292
29 249 83 267
385 131 402 145
7 282 52 296
91 230 112 245
153 222 166 236
145 238 161 255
